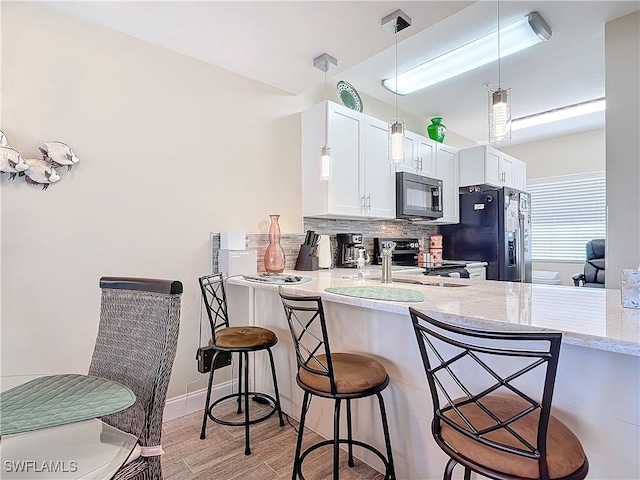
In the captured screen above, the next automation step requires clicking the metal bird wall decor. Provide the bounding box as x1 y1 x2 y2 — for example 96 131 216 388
0 130 80 190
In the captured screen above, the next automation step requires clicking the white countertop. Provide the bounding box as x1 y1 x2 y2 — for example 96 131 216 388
227 269 640 356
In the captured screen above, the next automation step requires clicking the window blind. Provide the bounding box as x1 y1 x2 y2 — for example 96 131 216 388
527 172 606 262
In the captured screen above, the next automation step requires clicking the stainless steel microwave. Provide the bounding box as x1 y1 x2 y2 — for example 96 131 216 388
396 172 443 220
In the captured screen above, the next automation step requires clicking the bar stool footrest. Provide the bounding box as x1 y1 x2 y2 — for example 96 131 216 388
296 438 393 480
207 392 278 427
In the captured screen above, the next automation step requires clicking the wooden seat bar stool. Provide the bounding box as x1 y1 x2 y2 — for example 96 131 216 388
198 273 284 455
279 288 395 480
409 307 588 480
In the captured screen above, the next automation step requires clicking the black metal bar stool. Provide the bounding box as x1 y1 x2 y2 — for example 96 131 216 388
279 288 395 480
409 307 589 480
198 273 284 455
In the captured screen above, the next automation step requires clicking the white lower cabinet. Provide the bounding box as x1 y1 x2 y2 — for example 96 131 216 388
302 101 394 219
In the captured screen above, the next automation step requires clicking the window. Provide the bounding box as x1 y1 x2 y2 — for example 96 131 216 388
527 172 605 262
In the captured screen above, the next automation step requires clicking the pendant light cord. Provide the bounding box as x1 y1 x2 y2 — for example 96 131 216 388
324 70 328 145
395 23 399 120
497 0 501 88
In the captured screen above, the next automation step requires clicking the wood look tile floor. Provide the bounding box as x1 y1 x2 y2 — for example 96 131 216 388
161 400 385 480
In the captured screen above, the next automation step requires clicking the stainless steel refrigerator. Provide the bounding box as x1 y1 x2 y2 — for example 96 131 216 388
441 187 532 282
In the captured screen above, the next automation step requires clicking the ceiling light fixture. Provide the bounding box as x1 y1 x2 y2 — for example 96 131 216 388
382 9 411 165
488 0 512 143
512 98 606 131
313 53 337 181
382 12 551 95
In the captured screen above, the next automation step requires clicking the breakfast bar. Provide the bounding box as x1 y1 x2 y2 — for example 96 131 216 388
226 270 640 480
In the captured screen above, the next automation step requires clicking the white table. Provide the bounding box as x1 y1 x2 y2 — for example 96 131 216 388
0 375 138 480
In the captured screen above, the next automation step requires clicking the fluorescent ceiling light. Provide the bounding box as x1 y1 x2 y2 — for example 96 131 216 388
382 12 551 95
511 98 606 131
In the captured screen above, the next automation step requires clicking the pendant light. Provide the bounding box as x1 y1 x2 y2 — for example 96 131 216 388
313 53 337 181
382 10 411 164
488 0 511 143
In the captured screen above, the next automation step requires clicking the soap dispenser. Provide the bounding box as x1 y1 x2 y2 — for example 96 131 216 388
356 250 366 280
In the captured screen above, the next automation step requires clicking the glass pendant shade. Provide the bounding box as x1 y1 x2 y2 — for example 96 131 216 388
389 120 405 164
489 87 511 143
320 146 332 180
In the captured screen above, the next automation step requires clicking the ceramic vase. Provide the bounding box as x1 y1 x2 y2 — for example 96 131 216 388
427 117 447 143
264 214 286 273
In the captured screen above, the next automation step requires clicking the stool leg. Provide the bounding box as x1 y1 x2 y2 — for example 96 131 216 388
267 347 285 427
237 351 243 414
346 399 354 467
200 351 218 440
243 351 251 455
333 399 342 480
444 458 457 480
376 392 396 480
463 467 471 480
292 391 311 480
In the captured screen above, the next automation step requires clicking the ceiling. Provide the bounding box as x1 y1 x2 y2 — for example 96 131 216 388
49 1 639 146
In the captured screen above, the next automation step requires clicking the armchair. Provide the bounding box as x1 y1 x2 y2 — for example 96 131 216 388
572 239 605 288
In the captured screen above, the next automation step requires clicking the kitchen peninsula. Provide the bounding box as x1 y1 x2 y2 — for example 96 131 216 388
225 271 639 480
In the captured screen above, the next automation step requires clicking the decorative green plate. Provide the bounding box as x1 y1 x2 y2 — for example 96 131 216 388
336 80 363 112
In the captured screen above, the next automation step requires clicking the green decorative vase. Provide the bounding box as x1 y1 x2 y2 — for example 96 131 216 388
427 117 446 143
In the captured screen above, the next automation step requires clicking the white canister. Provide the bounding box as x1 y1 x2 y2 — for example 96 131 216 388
316 235 332 268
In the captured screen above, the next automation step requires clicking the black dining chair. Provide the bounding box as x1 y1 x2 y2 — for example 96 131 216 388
198 273 284 455
279 288 395 480
89 276 183 480
572 239 605 287
409 307 588 480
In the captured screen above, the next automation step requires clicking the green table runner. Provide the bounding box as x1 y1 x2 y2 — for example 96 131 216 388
0 374 136 435
325 286 424 302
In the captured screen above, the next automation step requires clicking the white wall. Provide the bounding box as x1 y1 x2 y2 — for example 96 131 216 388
300 83 477 149
502 129 605 285
502 128 605 179
605 11 640 288
0 3 302 398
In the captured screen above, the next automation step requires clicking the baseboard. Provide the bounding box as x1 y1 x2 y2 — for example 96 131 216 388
163 379 237 423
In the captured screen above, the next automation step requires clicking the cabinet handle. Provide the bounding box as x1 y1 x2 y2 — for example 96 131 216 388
418 157 423 171
366 195 371 209
361 196 366 209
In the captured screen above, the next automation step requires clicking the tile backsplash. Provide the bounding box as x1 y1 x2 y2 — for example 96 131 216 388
304 217 439 265
211 218 439 273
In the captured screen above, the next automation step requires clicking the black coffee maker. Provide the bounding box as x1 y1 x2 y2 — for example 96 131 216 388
336 233 366 268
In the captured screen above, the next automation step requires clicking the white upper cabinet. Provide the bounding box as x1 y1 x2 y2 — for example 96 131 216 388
432 143 459 224
364 115 396 218
412 143 460 225
459 145 526 190
398 131 436 177
302 101 395 219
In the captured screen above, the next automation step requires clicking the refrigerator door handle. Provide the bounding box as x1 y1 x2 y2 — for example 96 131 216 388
518 214 525 282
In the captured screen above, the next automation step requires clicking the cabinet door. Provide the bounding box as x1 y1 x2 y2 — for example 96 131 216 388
397 131 436 177
486 147 502 186
513 158 526 191
433 144 459 224
327 103 365 216
364 116 396 218
500 154 515 187
416 137 436 177
399 130 419 173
